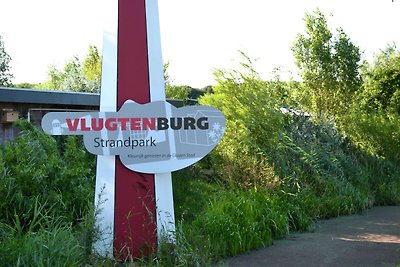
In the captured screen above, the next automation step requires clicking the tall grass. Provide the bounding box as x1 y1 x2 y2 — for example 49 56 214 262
0 200 86 266
0 120 97 266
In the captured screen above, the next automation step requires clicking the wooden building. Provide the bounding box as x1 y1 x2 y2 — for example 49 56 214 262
0 87 185 144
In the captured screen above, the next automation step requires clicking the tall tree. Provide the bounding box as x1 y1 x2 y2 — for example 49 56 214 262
0 35 13 87
37 45 101 92
359 44 400 114
163 61 191 100
83 45 101 88
292 9 361 118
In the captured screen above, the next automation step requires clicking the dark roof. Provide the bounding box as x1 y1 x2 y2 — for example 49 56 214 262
0 87 184 107
0 87 100 106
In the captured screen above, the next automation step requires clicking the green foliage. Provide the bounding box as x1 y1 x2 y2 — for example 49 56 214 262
276 113 371 215
189 49 400 263
199 52 285 189
340 110 400 205
163 61 173 87
0 120 95 227
0 120 96 266
14 82 38 89
156 171 288 265
0 200 86 266
172 167 222 223
165 85 191 100
343 111 400 161
83 45 102 85
165 85 208 101
359 44 400 114
163 61 206 100
164 62 191 100
36 45 101 92
292 9 362 117
0 35 13 87
189 190 287 258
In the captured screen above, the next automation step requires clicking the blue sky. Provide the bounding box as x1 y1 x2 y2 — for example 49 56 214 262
1 0 399 88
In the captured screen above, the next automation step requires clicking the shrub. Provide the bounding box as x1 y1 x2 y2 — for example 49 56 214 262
0 120 95 228
0 120 96 266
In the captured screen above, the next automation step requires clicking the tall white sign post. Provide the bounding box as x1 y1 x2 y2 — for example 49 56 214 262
94 0 174 258
41 0 225 260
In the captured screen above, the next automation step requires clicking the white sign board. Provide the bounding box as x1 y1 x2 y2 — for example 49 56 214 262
42 100 226 173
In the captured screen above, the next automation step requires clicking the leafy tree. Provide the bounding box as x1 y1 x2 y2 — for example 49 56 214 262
188 87 208 100
0 35 13 87
14 82 38 89
201 85 214 94
163 61 192 100
359 44 400 114
166 85 191 100
83 45 101 87
292 9 362 118
163 61 173 87
37 45 101 92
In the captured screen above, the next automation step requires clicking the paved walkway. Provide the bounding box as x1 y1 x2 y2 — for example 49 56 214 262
223 206 400 267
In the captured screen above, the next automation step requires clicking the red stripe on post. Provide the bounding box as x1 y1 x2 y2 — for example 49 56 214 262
114 0 157 258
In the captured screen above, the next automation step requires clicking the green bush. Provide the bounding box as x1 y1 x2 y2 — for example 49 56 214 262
0 120 95 227
186 54 400 262
0 120 96 266
343 111 400 161
0 200 86 266
157 77 400 264
199 54 284 189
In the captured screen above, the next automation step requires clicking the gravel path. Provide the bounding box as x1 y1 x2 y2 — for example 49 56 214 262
223 206 400 267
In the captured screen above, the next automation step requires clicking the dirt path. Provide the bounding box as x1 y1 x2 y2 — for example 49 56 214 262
223 206 400 267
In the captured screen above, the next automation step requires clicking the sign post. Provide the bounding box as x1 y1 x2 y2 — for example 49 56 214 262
95 0 172 258
41 0 225 260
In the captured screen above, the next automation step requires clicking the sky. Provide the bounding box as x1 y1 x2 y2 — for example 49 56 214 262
0 0 399 88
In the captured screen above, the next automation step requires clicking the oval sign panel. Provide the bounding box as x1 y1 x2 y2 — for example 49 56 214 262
42 100 226 173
